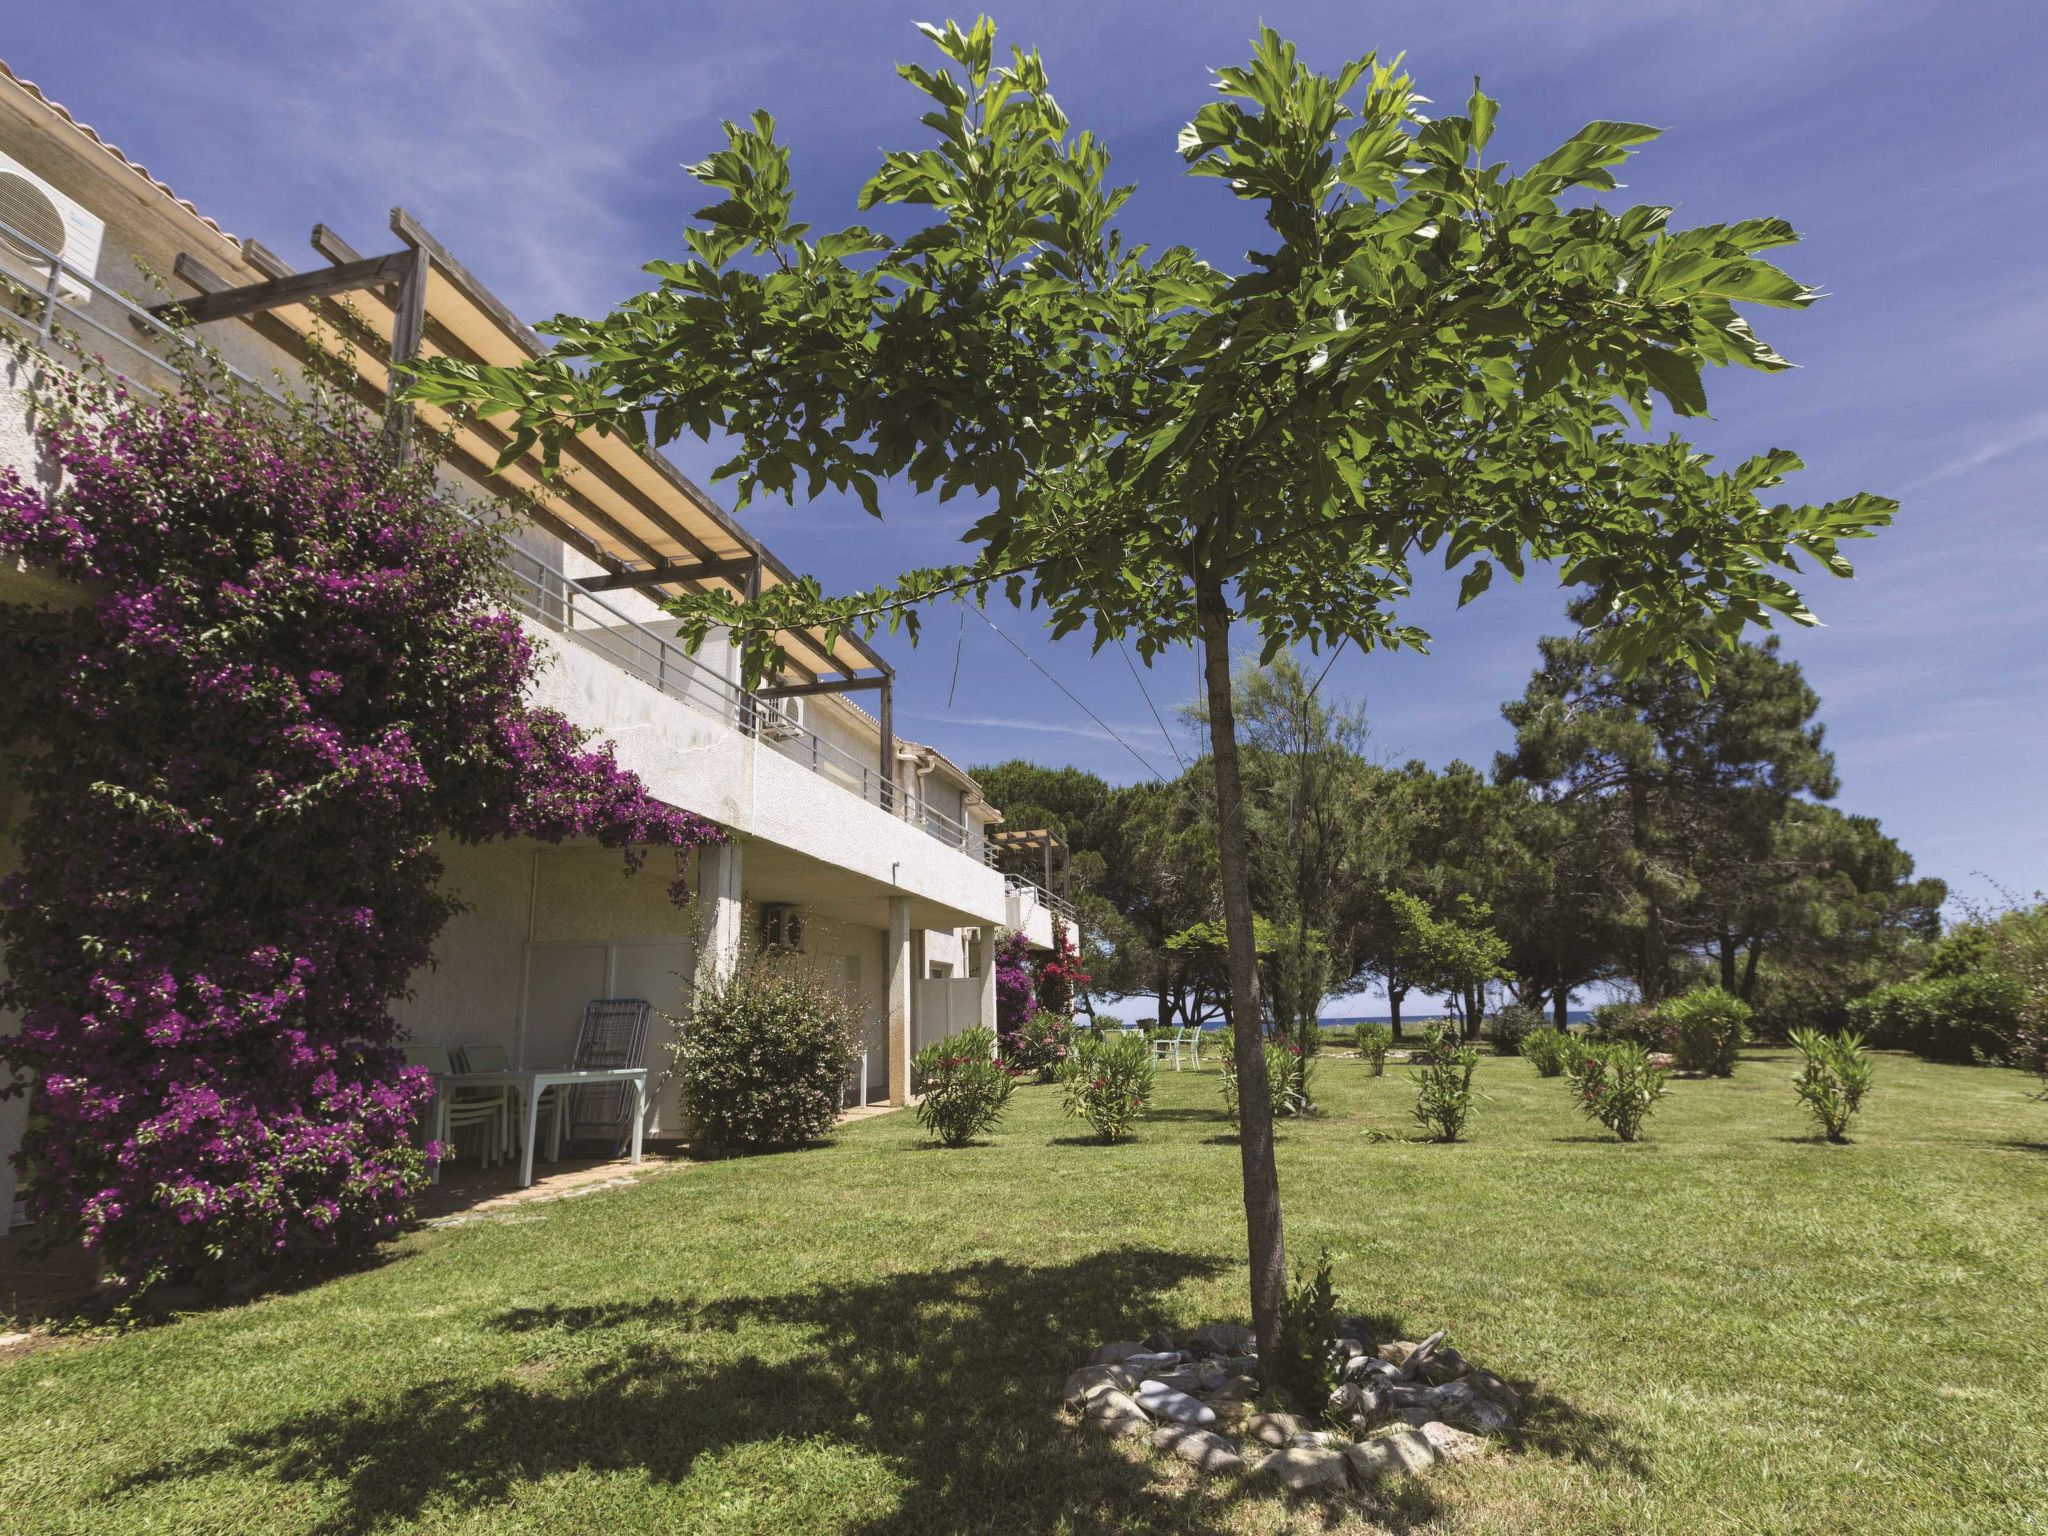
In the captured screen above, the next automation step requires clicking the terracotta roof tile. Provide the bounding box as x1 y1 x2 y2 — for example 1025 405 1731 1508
0 58 240 248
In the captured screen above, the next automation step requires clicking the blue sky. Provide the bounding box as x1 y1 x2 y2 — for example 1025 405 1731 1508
10 2 2044 1009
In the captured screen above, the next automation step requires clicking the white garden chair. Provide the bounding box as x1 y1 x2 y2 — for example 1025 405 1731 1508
455 1042 561 1163
401 1042 508 1167
1151 1025 1202 1071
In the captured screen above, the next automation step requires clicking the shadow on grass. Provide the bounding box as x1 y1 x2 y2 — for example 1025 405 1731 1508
109 1245 1646 1535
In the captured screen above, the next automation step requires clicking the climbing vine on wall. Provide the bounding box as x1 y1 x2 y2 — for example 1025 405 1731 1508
0 372 722 1290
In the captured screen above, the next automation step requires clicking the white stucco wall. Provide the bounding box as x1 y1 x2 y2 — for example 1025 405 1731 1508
525 618 1011 930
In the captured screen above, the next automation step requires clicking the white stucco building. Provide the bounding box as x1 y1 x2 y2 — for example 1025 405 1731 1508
0 61 1067 1226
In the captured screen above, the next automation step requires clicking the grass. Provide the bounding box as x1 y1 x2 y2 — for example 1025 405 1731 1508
3 1048 2045 1535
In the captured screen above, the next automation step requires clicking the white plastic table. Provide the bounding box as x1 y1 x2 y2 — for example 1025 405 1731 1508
433 1067 647 1188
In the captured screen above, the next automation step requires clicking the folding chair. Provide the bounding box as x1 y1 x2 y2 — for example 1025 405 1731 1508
563 999 651 1157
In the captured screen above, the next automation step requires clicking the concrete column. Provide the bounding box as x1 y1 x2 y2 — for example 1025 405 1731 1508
887 896 913 1103
977 926 998 1037
692 840 744 999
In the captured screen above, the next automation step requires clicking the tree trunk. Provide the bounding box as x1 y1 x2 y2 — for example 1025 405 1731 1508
1718 930 1737 993
1156 956 1171 1029
1740 937 1763 1002
1196 576 1288 1361
1388 982 1405 1040
1553 986 1568 1029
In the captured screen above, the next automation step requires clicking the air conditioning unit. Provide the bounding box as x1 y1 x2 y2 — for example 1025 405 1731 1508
759 903 806 953
756 692 804 742
0 151 105 305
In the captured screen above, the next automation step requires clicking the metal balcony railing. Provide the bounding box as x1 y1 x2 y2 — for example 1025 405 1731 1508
0 220 993 858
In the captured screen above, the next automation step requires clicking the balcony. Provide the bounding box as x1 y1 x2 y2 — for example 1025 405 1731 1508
0 217 996 864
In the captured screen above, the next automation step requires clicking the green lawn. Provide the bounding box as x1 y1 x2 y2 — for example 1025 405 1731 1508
3 1049 2045 1535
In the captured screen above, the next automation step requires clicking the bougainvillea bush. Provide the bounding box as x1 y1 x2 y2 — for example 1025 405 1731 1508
0 375 721 1291
992 929 1034 1057
1033 917 1089 1022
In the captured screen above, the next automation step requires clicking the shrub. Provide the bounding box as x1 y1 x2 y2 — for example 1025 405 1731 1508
1790 1028 1874 1142
1658 987 1750 1076
1268 1248 1341 1409
1489 1002 1541 1057
1521 1027 1580 1078
1090 1012 1124 1034
1059 1031 1154 1143
673 954 859 1150
1011 1007 1076 1082
1222 1039 1314 1120
1569 1041 1670 1142
1412 1027 1480 1142
1355 1022 1393 1075
0 379 721 1290
992 930 1036 1053
1591 1000 1660 1047
912 1027 1015 1146
1848 973 2023 1064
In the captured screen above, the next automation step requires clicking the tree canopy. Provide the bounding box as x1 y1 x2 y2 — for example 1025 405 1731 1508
411 15 1898 1357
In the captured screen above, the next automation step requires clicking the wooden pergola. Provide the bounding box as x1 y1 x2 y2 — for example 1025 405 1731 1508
148 208 899 788
984 828 1069 901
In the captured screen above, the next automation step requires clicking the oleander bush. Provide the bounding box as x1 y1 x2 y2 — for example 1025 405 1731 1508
1222 1038 1314 1120
1059 1031 1153 1143
911 1027 1015 1147
1659 987 1750 1075
1011 1007 1076 1082
1790 1027 1874 1142
1412 1026 1480 1142
1354 1022 1393 1075
1520 1026 1581 1078
1570 1041 1670 1142
0 374 721 1291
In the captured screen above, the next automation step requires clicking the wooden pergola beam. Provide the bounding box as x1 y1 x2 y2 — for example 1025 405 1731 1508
755 674 887 700
579 557 760 593
147 249 414 327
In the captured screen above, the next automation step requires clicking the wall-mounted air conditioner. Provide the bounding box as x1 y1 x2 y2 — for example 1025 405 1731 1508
759 903 807 953
0 150 105 304
756 693 804 742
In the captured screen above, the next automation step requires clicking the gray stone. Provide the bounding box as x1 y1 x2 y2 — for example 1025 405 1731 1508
1463 1367 1524 1416
1188 1322 1257 1356
1377 1339 1419 1368
1385 1382 1441 1409
1330 1381 1386 1422
1135 1379 1216 1427
1418 1421 1493 1463
1341 1352 1394 1382
1084 1388 1150 1423
1063 1364 1138 1404
1247 1411 1315 1447
1330 1337 1367 1362
1143 1330 1178 1354
1432 1380 1514 1434
1223 1352 1261 1376
1396 1406 1437 1428
1419 1347 1470 1385
1152 1368 1205 1395
1346 1428 1436 1482
1150 1424 1247 1474
1204 1373 1261 1402
1091 1340 1147 1365
1256 1447 1349 1492
1397 1329 1447 1381
1122 1350 1185 1374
